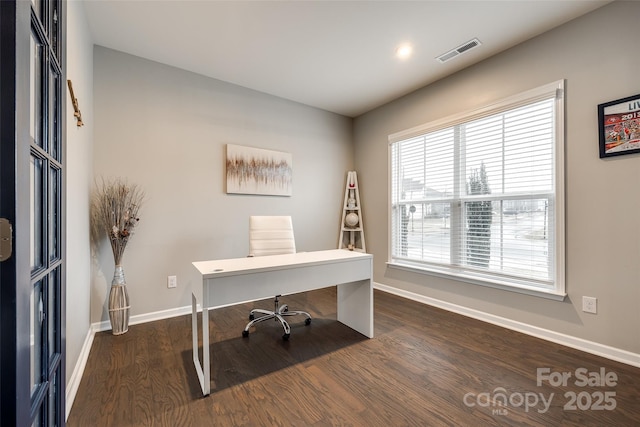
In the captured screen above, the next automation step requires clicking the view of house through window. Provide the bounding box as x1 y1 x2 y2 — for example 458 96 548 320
389 81 565 296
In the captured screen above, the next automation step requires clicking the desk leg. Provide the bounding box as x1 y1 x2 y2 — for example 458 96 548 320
202 304 210 394
337 278 374 338
191 293 211 396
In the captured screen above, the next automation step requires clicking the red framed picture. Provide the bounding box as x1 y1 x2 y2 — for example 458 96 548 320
598 93 640 158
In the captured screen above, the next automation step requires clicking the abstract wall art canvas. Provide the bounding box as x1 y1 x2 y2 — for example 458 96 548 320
226 144 293 196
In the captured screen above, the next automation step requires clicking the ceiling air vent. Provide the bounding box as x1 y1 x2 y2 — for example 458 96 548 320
436 38 481 63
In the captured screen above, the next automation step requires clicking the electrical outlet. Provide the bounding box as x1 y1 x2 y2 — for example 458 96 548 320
168 275 177 289
582 296 597 314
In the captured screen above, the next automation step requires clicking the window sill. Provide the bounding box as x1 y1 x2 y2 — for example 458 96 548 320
386 261 566 301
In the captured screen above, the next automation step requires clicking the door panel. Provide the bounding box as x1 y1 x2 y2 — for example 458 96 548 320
30 279 44 398
1 0 65 425
30 153 46 272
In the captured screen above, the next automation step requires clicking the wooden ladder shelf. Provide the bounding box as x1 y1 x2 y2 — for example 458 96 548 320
338 171 366 252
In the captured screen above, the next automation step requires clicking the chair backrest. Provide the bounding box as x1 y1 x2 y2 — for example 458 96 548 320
249 216 296 257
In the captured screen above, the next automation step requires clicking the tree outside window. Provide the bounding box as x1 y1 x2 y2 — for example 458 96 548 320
466 162 492 268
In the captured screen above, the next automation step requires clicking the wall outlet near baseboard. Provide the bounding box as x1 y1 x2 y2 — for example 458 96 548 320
168 275 177 289
582 296 597 314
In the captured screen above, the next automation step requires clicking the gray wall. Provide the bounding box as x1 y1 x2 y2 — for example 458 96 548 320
65 0 93 394
354 1 640 354
91 47 353 322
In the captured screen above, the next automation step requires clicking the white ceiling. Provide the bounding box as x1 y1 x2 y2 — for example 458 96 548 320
83 0 610 117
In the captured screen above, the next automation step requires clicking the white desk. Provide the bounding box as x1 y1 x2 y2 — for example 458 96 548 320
191 249 374 396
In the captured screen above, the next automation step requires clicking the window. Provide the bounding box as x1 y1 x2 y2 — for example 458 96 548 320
389 81 565 298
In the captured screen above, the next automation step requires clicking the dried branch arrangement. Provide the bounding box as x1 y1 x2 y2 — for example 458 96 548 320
91 178 145 265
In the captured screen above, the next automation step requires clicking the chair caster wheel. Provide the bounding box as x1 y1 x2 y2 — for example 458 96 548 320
305 318 311 326
249 313 255 321
242 330 249 338
283 333 290 341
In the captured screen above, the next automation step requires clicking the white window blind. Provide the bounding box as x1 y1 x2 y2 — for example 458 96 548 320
389 81 565 297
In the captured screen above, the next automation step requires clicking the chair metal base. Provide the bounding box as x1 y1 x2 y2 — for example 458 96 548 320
242 295 311 340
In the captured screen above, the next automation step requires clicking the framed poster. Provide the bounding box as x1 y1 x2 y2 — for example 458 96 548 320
225 144 292 196
598 93 640 158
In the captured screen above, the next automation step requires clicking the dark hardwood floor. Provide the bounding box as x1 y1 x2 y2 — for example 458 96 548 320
67 288 640 426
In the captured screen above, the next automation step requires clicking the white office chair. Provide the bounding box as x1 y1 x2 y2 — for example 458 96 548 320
242 216 311 340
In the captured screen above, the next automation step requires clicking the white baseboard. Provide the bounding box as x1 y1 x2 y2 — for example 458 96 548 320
65 328 95 420
374 282 640 369
92 304 194 332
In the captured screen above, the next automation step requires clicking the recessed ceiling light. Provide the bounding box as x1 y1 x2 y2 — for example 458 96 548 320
396 44 413 59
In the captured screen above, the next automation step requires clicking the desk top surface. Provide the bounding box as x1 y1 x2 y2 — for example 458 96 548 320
193 249 371 279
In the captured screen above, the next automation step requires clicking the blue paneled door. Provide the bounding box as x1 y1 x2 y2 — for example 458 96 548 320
0 0 66 425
